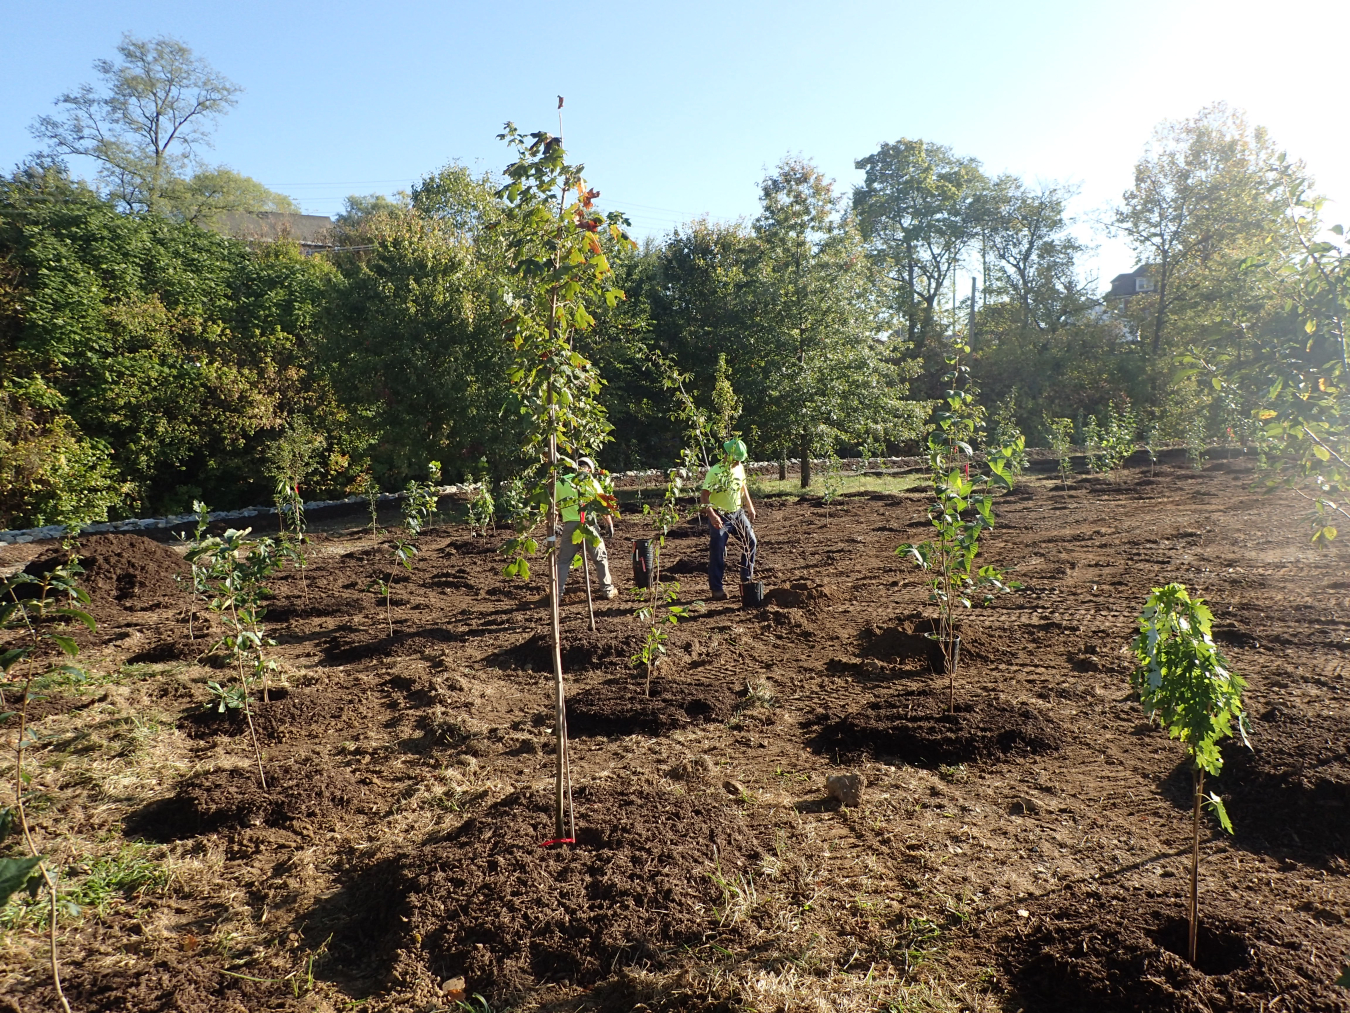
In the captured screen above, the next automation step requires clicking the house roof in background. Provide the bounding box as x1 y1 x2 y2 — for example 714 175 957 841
213 211 335 246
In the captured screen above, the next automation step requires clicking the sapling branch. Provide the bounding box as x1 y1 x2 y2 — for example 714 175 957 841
3 563 92 1013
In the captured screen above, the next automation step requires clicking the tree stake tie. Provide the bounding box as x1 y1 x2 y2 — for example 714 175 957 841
540 837 575 848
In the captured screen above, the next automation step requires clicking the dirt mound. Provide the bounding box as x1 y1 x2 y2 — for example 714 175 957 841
25 953 281 1013
322 785 758 1001
807 686 1063 766
1005 883 1346 1012
125 758 371 840
179 685 356 743
487 628 646 674
858 615 997 670
567 675 739 737
764 580 835 609
1209 706 1349 858
24 534 186 605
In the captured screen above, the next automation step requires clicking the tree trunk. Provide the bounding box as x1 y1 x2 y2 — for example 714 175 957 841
907 242 917 345
548 439 573 842
1151 256 1169 353
799 432 812 488
1189 765 1203 965
778 454 787 482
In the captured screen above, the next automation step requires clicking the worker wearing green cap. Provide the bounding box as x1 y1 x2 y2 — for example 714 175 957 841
699 438 757 601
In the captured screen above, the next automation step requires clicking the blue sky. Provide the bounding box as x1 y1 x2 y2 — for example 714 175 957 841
3 0 1346 288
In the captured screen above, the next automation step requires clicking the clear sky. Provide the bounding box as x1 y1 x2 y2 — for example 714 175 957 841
3 0 1346 289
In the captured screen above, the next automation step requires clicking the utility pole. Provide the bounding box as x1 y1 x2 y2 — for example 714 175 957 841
969 276 977 342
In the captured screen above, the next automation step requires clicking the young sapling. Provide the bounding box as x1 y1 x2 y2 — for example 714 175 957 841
631 459 702 695
898 343 1021 711
1130 583 1248 966
2 559 94 1013
185 528 283 787
370 461 440 635
1044 415 1075 493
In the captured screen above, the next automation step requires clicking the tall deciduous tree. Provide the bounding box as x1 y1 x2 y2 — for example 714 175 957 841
31 33 291 219
1113 103 1295 353
853 139 991 347
754 158 921 484
320 166 520 488
495 121 631 839
984 179 1088 336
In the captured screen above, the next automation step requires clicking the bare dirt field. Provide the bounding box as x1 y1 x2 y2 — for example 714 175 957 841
2 452 1348 1013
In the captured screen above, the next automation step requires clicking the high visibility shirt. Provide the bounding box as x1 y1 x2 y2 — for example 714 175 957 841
556 479 581 523
702 462 747 513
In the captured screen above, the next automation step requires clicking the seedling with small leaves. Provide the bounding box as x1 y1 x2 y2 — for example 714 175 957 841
370 537 417 638
1130 583 1249 967
1083 399 1138 478
1044 415 1075 493
175 499 213 643
185 528 283 788
2 559 95 1013
898 343 1021 711
467 483 495 537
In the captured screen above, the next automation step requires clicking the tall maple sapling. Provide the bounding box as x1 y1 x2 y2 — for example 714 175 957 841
496 110 633 841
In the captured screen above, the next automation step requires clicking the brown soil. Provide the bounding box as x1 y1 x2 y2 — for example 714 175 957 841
807 685 1066 766
3 454 1348 1012
23 534 186 607
126 758 375 840
567 675 740 736
1005 883 1348 1011
320 785 759 1003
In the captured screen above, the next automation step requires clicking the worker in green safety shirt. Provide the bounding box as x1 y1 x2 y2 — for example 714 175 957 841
699 438 757 601
555 457 618 601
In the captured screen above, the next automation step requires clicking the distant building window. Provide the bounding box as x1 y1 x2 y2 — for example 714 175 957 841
1135 276 1155 293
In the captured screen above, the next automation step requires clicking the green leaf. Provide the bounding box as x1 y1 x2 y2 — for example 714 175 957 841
0 856 44 907
1 648 29 673
1204 792 1234 834
1335 964 1350 988
49 635 79 657
52 608 97 631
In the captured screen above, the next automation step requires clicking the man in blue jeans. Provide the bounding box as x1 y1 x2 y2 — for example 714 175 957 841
699 439 758 602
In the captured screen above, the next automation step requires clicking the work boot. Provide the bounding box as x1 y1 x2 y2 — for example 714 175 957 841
602 587 619 600
711 590 729 602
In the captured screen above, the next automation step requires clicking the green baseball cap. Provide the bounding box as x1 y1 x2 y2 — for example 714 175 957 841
723 438 748 462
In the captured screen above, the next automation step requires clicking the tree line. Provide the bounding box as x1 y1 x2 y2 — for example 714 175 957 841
1 36 1344 536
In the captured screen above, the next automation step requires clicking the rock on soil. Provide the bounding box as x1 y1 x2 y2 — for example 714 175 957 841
566 675 739 736
808 685 1064 766
321 785 759 1002
826 772 865 807
24 533 185 605
1005 883 1348 1012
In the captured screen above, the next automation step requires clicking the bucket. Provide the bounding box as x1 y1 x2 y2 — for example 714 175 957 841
740 581 765 608
632 539 656 590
